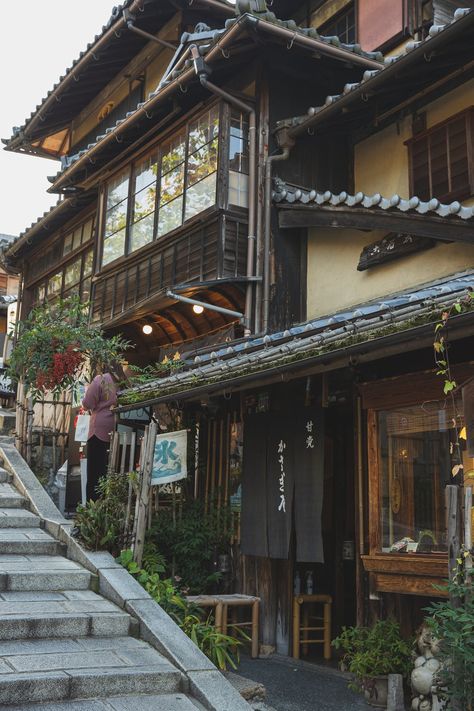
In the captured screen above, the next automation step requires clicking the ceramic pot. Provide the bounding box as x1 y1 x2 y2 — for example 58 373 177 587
363 675 389 708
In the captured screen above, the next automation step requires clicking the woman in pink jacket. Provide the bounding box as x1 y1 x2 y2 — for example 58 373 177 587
82 371 118 501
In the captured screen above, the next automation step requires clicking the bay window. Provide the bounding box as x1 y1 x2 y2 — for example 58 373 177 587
101 103 249 267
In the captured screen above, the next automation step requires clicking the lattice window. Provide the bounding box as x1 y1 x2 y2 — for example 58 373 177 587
406 107 474 202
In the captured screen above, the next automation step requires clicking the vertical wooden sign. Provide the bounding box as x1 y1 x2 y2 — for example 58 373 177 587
462 380 474 458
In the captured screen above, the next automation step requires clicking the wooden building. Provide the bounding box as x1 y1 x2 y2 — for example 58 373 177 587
3 0 474 655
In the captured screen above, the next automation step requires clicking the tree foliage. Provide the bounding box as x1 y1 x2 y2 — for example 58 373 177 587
8 297 130 400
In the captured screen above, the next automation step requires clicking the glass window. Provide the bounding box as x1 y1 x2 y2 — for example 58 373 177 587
72 227 82 251
103 169 129 265
64 257 81 288
47 272 62 296
321 4 356 44
377 400 465 554
130 153 158 253
83 249 94 278
82 218 94 244
229 109 249 207
63 233 73 256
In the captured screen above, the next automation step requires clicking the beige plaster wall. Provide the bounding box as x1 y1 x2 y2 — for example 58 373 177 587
354 81 474 199
307 229 474 318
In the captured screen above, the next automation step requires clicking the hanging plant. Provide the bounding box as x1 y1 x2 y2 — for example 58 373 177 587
8 297 130 401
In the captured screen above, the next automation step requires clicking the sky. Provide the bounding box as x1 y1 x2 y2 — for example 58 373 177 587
0 1 120 237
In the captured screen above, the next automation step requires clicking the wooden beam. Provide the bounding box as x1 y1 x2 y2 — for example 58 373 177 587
277 205 474 243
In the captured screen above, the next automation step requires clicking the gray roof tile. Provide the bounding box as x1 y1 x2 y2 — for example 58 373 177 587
275 7 474 132
272 181 474 221
119 271 474 406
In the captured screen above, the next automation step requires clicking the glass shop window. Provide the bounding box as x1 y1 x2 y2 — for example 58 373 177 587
377 400 469 554
157 130 186 238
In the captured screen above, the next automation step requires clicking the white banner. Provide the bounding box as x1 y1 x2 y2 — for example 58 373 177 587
151 429 187 486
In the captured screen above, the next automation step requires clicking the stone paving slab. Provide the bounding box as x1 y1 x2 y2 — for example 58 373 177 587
0 483 26 508
0 555 84 570
0 528 57 541
4 646 172 673
0 598 124 616
0 693 202 710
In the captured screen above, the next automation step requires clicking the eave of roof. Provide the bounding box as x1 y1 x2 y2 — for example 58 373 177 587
2 0 188 153
275 7 474 139
273 181 474 221
1 192 97 266
47 12 384 192
117 272 474 409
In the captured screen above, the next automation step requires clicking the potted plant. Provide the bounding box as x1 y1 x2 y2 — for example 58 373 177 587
332 619 412 708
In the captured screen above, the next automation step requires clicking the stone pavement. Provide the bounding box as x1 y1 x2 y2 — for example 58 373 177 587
238 656 373 711
0 455 251 711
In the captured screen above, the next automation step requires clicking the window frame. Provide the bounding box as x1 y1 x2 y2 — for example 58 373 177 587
319 2 357 44
99 99 251 270
405 106 474 203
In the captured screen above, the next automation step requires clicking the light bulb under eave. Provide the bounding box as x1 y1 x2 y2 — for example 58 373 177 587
142 324 153 335
193 304 204 315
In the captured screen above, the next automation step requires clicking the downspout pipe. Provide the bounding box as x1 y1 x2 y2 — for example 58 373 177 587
166 290 243 320
190 45 257 336
262 138 293 334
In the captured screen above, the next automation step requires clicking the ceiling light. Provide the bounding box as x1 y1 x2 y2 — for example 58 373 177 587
142 324 153 335
193 304 204 315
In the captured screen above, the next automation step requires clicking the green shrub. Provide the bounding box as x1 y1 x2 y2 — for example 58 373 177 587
117 549 243 670
74 473 131 555
426 567 474 710
147 500 232 593
332 619 412 695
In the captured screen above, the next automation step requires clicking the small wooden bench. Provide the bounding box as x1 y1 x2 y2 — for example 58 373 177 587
186 593 260 658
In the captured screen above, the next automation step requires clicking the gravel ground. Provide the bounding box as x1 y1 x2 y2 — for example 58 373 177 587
238 655 373 711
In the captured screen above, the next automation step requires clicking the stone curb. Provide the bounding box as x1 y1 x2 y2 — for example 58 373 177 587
0 442 252 711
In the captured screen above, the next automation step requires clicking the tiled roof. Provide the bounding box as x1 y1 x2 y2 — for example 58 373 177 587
118 272 474 407
4 1 137 148
275 7 474 134
48 11 384 190
272 180 474 221
0 234 15 247
1 192 96 263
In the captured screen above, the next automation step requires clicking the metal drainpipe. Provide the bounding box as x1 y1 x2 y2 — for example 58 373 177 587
124 10 177 50
190 46 257 336
262 144 291 334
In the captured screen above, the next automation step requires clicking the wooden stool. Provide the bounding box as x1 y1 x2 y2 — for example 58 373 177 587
186 593 260 658
292 594 332 660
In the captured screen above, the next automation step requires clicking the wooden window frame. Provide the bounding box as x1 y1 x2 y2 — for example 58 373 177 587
359 365 474 597
320 1 356 44
100 101 226 268
405 106 474 203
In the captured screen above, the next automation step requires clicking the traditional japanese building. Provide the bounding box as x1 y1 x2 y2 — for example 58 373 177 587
3 0 474 656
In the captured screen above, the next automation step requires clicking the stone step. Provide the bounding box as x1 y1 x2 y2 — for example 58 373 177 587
0 635 182 704
0 693 203 711
0 509 40 528
0 483 24 508
0 528 65 556
0 555 92 592
0 468 11 484
0 611 131 641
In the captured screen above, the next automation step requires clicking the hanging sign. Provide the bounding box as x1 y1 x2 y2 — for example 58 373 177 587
151 429 188 486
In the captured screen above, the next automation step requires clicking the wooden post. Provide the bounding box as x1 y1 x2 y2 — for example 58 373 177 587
465 487 473 588
446 485 461 595
26 396 34 465
133 421 157 567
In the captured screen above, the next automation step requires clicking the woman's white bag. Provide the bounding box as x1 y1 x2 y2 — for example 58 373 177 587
74 414 90 442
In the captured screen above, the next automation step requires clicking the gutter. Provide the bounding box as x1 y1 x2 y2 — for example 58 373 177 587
282 8 474 140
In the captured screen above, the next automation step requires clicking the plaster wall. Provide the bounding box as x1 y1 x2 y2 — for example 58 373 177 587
354 81 474 199
307 229 474 318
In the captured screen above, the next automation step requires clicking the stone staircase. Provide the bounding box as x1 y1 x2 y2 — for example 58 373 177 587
0 452 251 711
